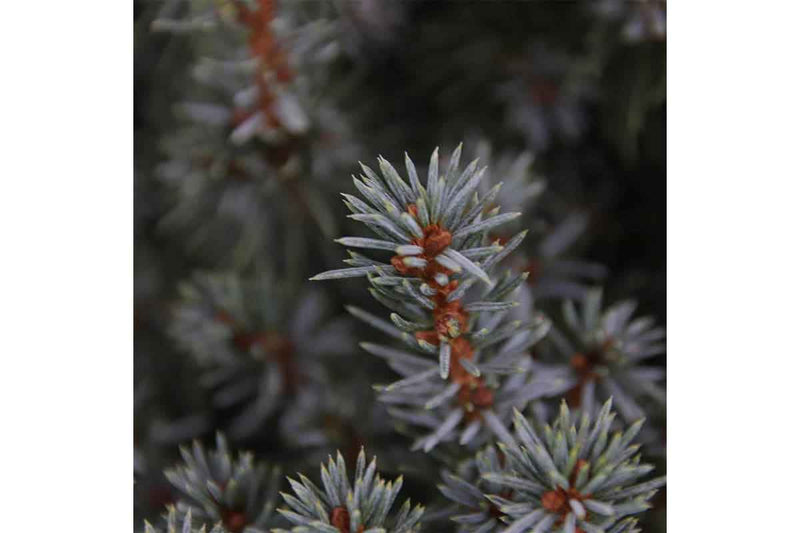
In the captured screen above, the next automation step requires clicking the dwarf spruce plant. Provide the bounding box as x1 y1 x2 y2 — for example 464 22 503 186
164 433 281 533
457 400 664 533
313 145 570 451
545 289 666 423
276 448 424 533
169 272 353 438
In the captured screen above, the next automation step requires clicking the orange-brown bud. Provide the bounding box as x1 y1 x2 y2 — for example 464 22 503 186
329 507 350 533
422 226 452 257
541 490 568 514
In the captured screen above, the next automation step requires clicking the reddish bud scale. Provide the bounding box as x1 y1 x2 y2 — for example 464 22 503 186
329 506 365 533
570 459 590 486
221 509 248 533
525 258 542 286
391 224 453 280
413 330 440 347
457 379 495 423
488 233 509 246
541 489 567 514
393 207 496 418
422 226 452 257
329 507 349 532
487 489 513 519
540 460 591 528
565 338 614 407
448 337 474 385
